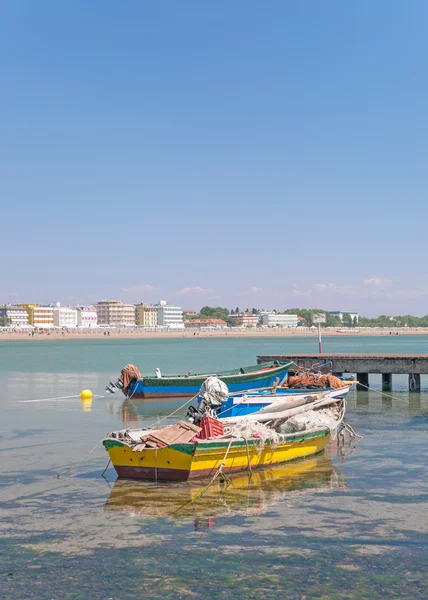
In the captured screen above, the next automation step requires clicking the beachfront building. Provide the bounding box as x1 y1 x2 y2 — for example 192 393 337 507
96 301 136 326
76 306 98 328
0 305 29 326
228 312 259 327
260 312 299 328
184 318 227 329
135 304 158 327
156 301 184 328
20 305 54 328
328 311 359 324
53 304 78 328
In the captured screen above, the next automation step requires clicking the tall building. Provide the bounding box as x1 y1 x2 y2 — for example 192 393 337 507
53 304 78 328
135 304 158 327
20 305 54 328
0 306 29 326
96 301 136 326
156 300 184 328
75 306 98 327
260 312 299 327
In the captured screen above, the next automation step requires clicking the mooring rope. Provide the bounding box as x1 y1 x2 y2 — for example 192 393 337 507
52 441 102 478
355 382 415 402
147 393 199 428
172 438 236 515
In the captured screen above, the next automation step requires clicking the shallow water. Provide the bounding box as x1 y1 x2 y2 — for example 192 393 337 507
1 336 428 599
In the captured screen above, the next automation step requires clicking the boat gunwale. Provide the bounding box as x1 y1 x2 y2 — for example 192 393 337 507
102 425 331 451
135 360 294 384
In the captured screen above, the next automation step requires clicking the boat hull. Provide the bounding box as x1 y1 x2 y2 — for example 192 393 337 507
103 428 330 481
125 362 292 398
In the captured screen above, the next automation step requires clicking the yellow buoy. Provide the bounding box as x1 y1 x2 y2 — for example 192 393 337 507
80 389 93 400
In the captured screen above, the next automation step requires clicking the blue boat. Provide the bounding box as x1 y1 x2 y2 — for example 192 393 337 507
216 385 351 418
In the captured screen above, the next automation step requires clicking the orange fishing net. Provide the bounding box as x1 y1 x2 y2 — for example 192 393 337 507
285 373 344 390
120 364 142 390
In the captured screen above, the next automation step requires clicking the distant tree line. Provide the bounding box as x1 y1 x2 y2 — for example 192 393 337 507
184 306 428 329
359 315 428 328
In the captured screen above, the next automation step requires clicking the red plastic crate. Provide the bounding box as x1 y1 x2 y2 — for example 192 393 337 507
198 416 224 440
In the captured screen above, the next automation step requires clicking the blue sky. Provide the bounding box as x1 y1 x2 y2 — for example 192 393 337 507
1 1 428 316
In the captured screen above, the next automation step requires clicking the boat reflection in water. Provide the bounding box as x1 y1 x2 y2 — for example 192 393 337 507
104 451 344 529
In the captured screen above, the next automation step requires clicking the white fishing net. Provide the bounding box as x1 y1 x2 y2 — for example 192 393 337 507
274 406 342 439
224 419 281 453
290 407 340 432
224 405 341 451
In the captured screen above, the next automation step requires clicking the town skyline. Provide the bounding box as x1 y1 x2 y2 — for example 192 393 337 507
1 280 427 319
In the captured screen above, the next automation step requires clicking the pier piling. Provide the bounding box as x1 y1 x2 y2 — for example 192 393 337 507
356 373 369 391
382 373 392 392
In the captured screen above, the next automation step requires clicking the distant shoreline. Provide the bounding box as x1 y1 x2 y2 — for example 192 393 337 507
1 327 428 341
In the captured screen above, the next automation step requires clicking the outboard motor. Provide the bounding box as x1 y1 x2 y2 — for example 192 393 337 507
186 404 205 425
105 378 124 393
186 376 229 423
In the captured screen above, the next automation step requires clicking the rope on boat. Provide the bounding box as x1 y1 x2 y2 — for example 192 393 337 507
244 437 253 476
148 393 199 428
341 421 363 440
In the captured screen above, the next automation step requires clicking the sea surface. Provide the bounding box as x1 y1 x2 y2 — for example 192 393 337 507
1 335 428 599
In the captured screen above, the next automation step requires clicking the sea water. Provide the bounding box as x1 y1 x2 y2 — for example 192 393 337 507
1 336 428 599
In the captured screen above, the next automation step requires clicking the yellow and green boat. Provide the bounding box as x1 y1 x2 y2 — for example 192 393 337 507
103 399 345 481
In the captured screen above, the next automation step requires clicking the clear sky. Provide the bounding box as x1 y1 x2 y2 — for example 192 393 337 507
1 1 428 316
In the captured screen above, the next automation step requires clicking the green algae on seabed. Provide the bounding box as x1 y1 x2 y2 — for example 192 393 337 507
1 535 427 600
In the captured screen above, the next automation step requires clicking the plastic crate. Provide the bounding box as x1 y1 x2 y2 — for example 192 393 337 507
198 416 224 440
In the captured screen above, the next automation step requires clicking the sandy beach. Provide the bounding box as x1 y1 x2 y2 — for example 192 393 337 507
1 327 428 341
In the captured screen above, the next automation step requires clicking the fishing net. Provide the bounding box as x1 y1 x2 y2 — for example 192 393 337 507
277 407 342 438
224 419 281 453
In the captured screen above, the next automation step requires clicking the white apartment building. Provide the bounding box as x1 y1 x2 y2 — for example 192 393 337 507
260 312 299 327
76 306 98 328
0 306 29 326
53 304 78 328
156 301 184 328
96 301 136 326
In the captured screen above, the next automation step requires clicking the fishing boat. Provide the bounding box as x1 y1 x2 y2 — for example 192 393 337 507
102 394 346 481
107 360 295 399
217 384 351 418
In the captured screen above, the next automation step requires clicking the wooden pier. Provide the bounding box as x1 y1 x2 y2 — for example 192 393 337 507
257 353 428 392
